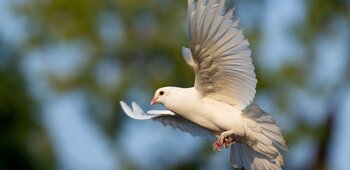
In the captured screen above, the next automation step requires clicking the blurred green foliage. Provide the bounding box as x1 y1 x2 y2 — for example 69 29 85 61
0 42 55 169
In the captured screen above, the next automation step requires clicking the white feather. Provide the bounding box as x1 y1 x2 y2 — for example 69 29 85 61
120 101 156 120
120 101 214 138
186 0 257 111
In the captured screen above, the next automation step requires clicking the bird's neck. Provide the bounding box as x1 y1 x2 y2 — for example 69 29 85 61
164 87 200 114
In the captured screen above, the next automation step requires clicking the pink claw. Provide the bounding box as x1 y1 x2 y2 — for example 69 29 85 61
212 141 223 152
212 136 234 152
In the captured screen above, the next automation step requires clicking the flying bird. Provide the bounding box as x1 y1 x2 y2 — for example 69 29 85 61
120 0 288 169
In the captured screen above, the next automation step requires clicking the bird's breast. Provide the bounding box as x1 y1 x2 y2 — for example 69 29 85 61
167 95 239 132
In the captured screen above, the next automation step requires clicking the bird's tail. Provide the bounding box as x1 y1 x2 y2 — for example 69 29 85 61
230 104 288 170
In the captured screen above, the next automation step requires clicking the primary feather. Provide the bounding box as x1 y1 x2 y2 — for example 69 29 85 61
120 101 214 138
186 0 257 111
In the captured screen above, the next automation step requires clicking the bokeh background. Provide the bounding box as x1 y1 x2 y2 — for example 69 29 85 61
1 0 350 169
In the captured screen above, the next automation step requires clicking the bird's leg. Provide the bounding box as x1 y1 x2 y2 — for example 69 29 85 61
212 130 236 152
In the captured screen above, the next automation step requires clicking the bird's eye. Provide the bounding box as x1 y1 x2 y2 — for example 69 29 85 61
159 91 164 96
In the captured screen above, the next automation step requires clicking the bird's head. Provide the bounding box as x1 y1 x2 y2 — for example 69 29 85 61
151 87 174 105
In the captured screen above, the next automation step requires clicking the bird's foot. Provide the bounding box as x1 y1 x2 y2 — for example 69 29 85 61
212 140 223 152
212 130 235 152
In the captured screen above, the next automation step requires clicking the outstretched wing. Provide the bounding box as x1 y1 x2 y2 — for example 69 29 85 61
120 101 214 138
183 0 257 111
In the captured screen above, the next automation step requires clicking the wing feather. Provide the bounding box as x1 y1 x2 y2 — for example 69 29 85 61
120 101 214 138
185 0 257 110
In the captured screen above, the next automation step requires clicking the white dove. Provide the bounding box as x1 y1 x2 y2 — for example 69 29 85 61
120 0 288 169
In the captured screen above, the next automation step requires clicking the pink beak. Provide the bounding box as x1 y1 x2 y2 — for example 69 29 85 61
150 97 158 105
